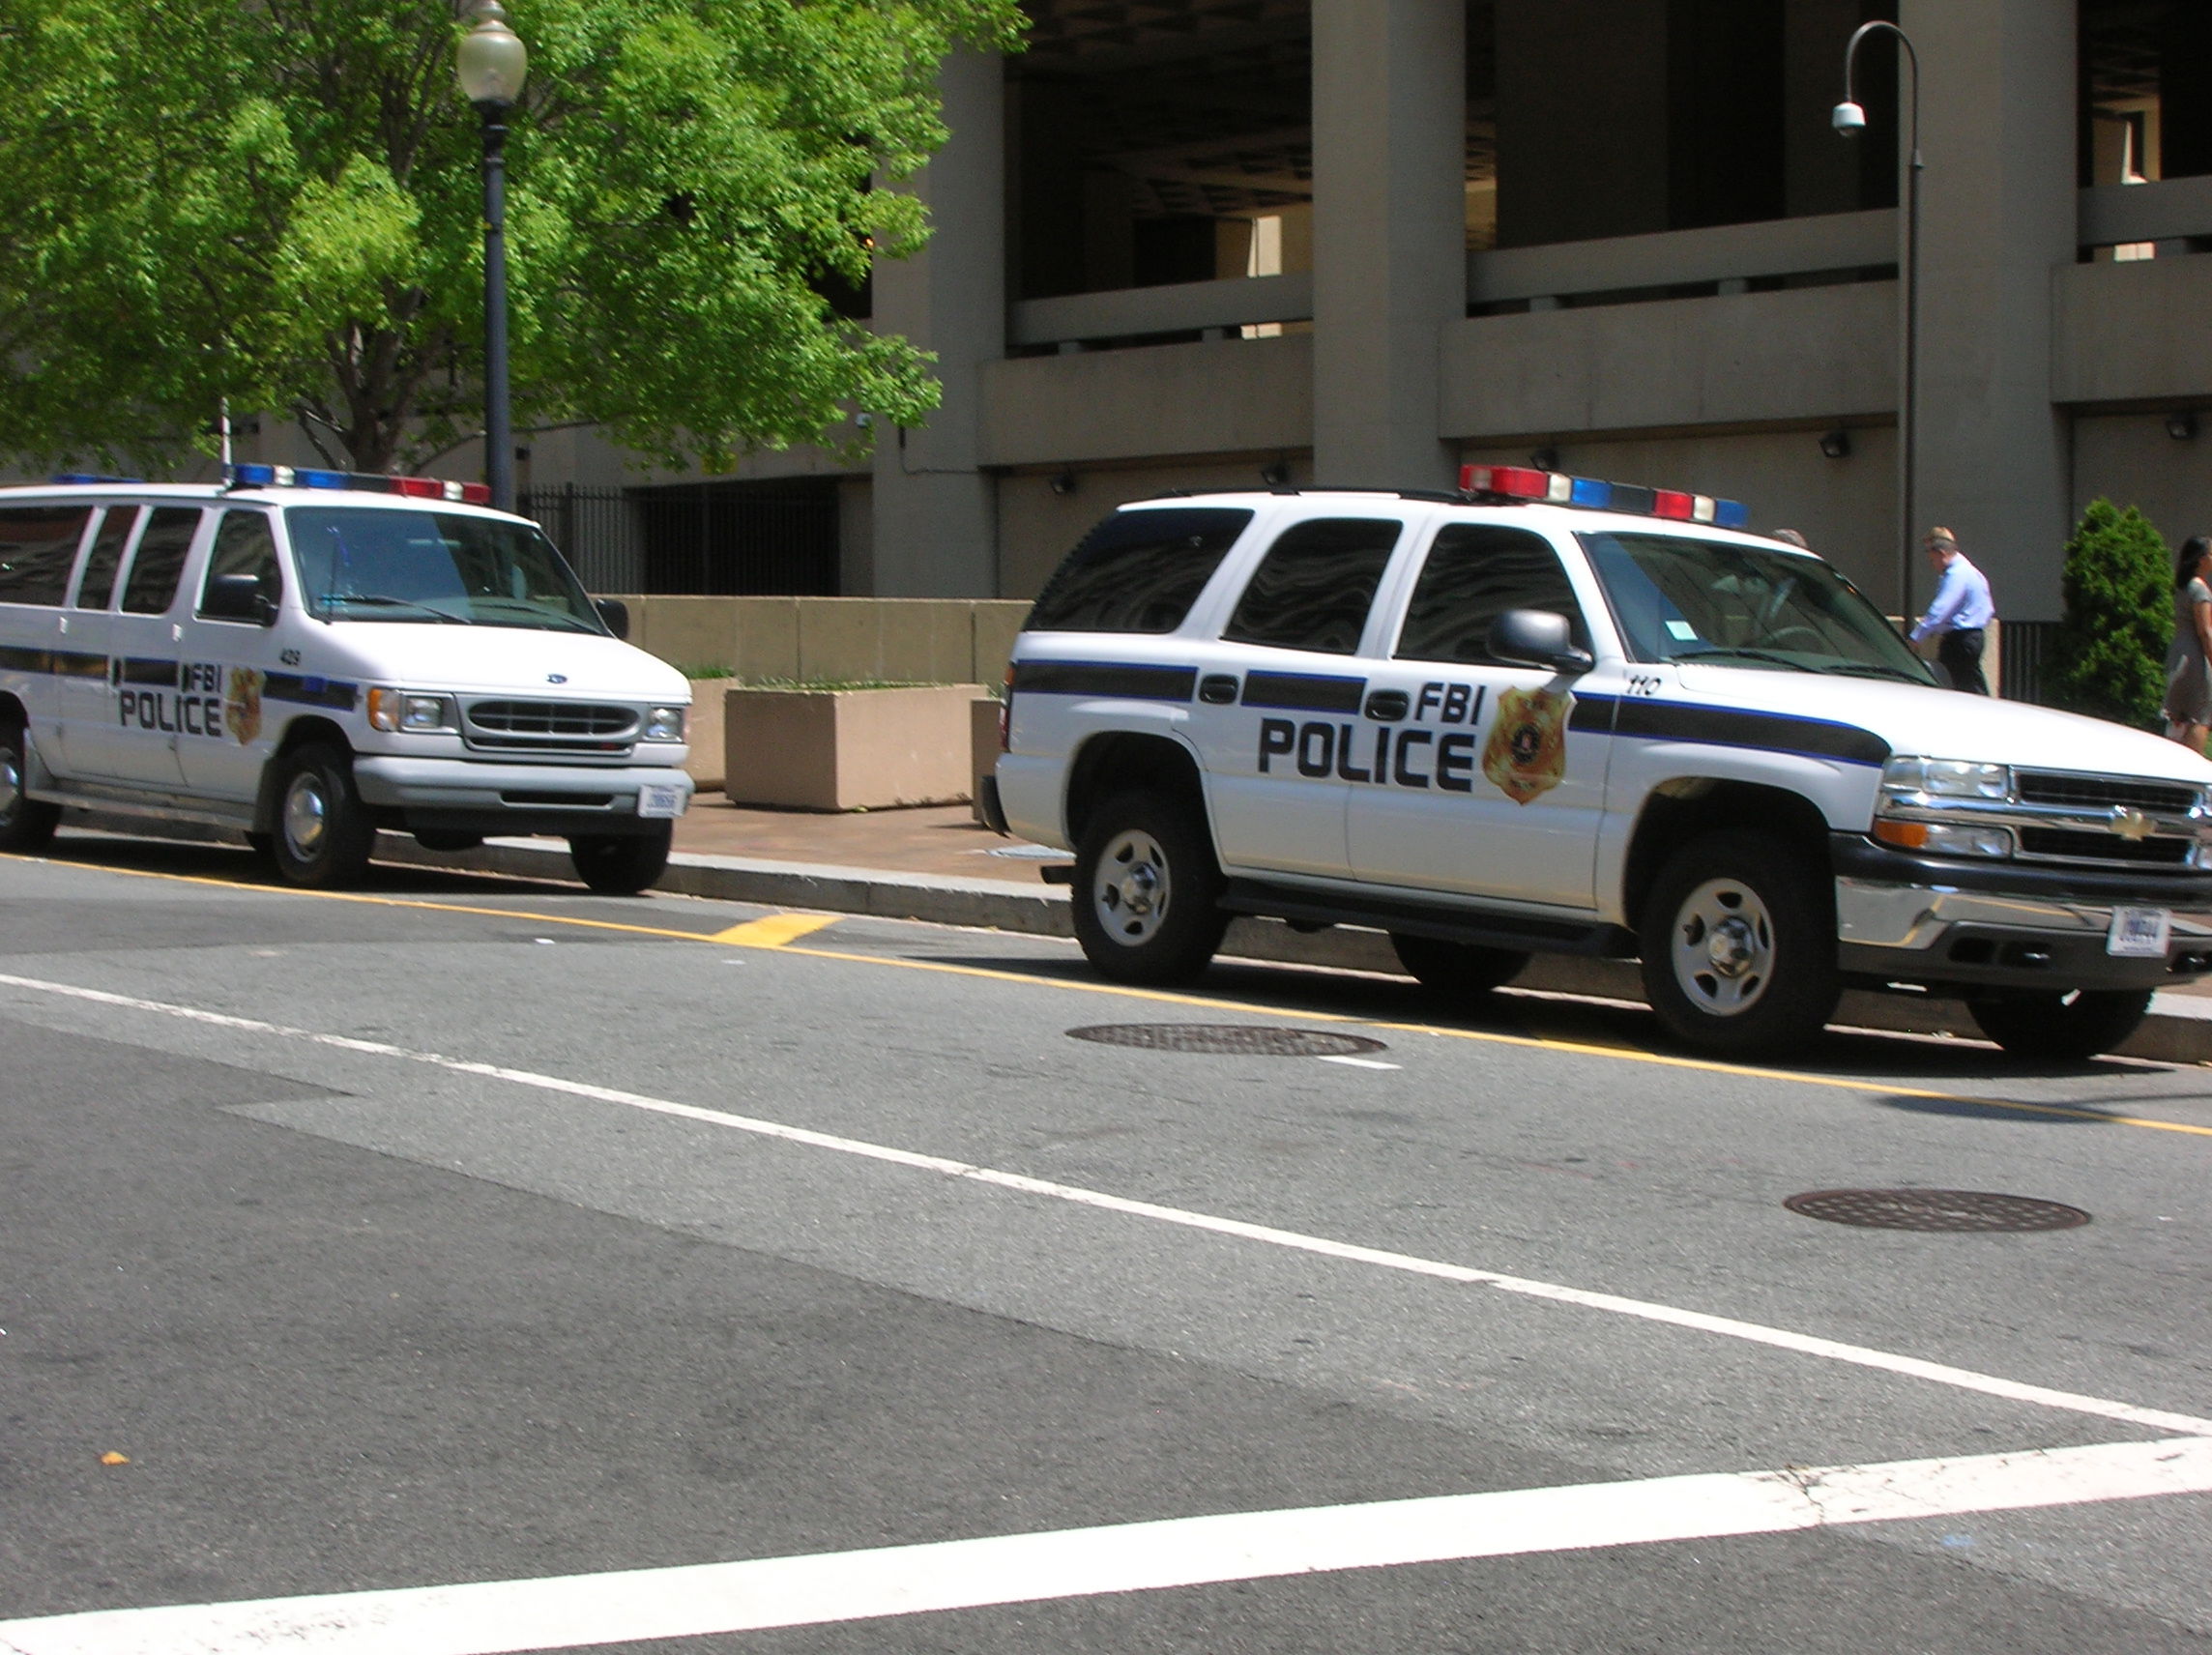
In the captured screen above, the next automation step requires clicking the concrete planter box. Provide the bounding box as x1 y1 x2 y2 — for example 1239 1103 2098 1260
723 683 989 811
683 679 728 792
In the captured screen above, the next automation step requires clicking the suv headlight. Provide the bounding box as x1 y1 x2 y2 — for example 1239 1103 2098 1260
1880 756 2011 800
366 688 456 733
644 705 686 741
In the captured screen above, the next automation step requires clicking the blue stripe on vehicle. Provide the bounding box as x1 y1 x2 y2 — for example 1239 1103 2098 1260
1011 661 1197 702
1239 670 1367 714
1580 693 1889 766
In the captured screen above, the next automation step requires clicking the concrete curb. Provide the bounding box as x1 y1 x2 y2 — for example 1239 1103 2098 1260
368 829 2212 1066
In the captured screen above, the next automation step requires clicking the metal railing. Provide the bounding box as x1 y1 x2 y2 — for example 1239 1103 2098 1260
517 483 643 595
520 479 841 596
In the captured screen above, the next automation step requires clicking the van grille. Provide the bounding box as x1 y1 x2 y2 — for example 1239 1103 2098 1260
463 698 637 755
2014 770 2198 815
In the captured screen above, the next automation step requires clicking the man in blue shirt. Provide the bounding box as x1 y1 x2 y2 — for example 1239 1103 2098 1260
1908 526 1994 694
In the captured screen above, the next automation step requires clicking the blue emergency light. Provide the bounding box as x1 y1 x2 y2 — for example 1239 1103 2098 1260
1461 464 1752 532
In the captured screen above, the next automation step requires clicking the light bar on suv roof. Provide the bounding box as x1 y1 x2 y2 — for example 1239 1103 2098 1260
221 463 492 505
1460 463 1749 531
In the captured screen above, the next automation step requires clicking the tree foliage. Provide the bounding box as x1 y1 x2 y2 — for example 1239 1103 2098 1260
2049 497 2173 730
0 0 1023 475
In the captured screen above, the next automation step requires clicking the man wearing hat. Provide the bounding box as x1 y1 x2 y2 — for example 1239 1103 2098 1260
1908 527 1994 694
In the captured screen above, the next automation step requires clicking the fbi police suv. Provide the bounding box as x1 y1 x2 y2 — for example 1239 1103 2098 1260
0 467 690 893
986 468 2212 1060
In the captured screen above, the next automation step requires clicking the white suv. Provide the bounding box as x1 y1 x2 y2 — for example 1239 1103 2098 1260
985 472 2212 1060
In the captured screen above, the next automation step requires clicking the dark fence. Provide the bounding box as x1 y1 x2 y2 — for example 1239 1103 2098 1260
519 479 841 596
1997 619 2062 705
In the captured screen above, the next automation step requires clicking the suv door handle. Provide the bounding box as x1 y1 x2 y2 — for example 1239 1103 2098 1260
1198 674 1239 705
1363 689 1409 721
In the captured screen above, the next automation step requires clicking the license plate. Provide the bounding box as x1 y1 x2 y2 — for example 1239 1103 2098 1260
2107 906 2171 957
637 783 686 820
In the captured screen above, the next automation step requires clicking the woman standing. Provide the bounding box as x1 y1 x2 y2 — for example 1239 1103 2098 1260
2165 536 2212 752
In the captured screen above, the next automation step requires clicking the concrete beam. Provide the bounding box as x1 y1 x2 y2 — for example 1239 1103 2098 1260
978 334 1313 468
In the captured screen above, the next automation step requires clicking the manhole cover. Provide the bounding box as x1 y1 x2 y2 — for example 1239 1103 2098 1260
1784 1188 2090 1233
1067 1024 1387 1058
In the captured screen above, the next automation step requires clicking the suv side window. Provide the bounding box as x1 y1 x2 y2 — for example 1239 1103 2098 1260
197 509 282 618
119 507 203 615
1222 517 1401 654
73 507 139 610
1395 524 1588 664
0 505 93 607
1026 508 1253 634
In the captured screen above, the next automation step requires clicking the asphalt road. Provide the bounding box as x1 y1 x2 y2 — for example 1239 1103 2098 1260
3 829 2211 1653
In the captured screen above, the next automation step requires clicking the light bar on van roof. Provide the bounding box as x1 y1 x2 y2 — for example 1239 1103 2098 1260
221 463 492 505
1459 464 1749 531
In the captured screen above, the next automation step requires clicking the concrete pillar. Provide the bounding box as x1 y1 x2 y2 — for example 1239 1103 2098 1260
1904 0 2074 620
871 50 1004 597
1311 0 1466 491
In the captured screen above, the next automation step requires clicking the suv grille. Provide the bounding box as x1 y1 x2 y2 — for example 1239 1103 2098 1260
464 698 637 754
2017 826 2194 864
2015 769 2198 815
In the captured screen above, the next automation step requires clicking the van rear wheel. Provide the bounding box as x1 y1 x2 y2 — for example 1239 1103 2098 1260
0 721 60 854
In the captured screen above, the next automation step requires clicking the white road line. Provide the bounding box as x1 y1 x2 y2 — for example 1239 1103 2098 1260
1316 1054 1402 1070
2 970 2207 1438
4 1437 2209 1655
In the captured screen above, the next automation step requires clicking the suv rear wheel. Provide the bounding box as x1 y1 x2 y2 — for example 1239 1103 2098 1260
0 720 60 854
1967 988 2150 1061
1639 829 1838 1058
1072 789 1227 985
1389 933 1528 1000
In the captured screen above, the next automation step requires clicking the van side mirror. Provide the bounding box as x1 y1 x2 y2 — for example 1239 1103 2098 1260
1488 608 1592 674
595 597 630 640
203 572 276 625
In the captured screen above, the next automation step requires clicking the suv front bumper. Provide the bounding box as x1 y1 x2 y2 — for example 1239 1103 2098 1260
352 755 692 839
1831 834 2212 992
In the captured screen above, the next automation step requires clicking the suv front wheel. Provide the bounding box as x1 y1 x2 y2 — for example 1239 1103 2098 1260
1639 829 1839 1058
1072 790 1228 985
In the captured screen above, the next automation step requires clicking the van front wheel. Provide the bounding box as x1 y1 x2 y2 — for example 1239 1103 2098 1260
570 824 672 895
271 744 375 888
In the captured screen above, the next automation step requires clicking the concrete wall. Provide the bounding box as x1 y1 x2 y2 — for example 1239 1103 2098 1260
610 595 1030 687
979 334 1312 469
2072 416 2212 555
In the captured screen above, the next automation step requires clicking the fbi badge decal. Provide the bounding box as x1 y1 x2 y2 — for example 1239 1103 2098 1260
1481 686 1571 805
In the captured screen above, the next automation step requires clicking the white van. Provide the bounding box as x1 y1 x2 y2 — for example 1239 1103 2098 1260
0 467 692 893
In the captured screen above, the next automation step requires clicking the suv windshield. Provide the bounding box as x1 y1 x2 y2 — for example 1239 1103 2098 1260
1579 531 1933 683
285 507 605 632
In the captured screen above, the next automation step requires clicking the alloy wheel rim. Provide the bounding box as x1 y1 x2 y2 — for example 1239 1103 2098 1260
1670 876 1776 1017
282 771 329 860
1093 828 1170 945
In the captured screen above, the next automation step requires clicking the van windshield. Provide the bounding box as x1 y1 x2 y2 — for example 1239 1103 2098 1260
1578 531 1934 683
285 507 605 633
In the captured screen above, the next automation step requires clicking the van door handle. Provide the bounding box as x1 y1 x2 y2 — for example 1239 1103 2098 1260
1363 689 1410 721
1198 674 1239 705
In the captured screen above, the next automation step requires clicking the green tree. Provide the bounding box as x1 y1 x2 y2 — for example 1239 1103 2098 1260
0 0 1022 477
2049 498 2173 729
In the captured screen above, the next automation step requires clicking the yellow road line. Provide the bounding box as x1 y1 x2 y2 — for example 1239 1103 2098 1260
14 847 2212 1135
712 914 841 947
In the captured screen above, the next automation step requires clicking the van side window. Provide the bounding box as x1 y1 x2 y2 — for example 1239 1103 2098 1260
119 508 203 615
1395 524 1588 665
1025 508 1254 634
198 509 282 618
0 506 93 607
1222 517 1401 654
73 507 140 610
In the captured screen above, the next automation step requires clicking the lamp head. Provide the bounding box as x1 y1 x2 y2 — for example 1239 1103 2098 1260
457 0 528 108
1831 100 1867 136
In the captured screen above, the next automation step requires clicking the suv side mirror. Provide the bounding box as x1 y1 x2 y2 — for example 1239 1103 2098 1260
1488 608 1592 674
203 572 276 626
595 597 630 640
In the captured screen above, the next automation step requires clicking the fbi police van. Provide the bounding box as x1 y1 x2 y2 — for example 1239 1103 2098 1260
987 468 2212 1060
0 466 691 894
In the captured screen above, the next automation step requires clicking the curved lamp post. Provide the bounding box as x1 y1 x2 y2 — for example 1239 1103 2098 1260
1833 20 1921 621
457 1 528 512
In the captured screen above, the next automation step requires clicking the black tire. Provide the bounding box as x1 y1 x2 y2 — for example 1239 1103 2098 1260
244 830 275 860
1967 989 2151 1061
1071 789 1228 985
270 744 376 888
1638 829 1839 1058
0 720 61 854
569 823 672 895
414 830 484 853
1390 932 1528 998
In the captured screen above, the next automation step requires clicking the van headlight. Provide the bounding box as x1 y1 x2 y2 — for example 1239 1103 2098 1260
1880 757 2011 800
644 706 686 740
366 688 456 733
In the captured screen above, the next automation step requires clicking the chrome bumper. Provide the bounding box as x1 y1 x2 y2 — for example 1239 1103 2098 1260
352 755 692 830
1835 875 2212 991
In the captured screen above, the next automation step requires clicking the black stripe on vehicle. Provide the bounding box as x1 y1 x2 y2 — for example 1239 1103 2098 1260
264 673 359 711
1240 670 1366 713
1568 697 1615 734
1012 661 1197 702
50 650 105 679
119 657 179 686
0 645 49 674
1594 694 1889 766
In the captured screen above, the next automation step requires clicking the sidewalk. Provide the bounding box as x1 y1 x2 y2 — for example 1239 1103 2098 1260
366 798 2212 1066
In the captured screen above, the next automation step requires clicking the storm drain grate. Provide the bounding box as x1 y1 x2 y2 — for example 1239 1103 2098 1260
1784 1188 2090 1233
1067 1024 1388 1059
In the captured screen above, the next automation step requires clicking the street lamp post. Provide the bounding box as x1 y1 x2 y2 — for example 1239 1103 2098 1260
1833 20 1922 622
456 0 529 513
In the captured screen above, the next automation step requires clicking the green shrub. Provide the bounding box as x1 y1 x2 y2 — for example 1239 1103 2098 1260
2049 499 2172 729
